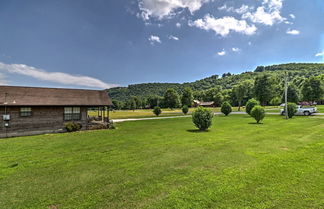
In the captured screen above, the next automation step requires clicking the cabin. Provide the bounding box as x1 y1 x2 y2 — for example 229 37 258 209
193 100 215 107
0 86 112 138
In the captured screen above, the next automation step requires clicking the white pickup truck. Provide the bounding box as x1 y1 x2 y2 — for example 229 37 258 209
280 105 317 116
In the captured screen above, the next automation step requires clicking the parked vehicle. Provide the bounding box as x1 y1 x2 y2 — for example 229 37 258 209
280 105 317 116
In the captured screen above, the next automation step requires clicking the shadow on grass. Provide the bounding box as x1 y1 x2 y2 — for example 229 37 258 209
248 122 264 125
187 129 211 133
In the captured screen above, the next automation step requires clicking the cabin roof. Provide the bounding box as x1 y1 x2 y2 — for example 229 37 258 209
0 86 112 106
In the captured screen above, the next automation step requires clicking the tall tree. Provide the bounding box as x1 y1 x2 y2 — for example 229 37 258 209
281 83 299 103
301 76 324 102
205 87 223 106
233 80 254 110
254 74 275 105
181 87 194 107
164 88 180 109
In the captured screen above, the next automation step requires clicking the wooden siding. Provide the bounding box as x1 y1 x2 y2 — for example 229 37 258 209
0 107 88 138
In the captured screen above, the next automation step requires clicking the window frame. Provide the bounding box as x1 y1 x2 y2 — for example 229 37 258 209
20 107 32 117
64 107 81 121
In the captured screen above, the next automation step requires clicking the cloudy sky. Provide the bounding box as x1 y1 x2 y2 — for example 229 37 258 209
0 0 323 89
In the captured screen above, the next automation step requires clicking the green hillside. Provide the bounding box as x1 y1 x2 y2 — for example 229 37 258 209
108 63 324 101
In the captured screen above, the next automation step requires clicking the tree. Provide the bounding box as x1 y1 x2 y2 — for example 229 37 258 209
221 102 232 116
233 80 253 111
250 106 265 124
254 74 276 105
181 87 194 107
192 107 213 131
147 95 162 108
301 76 324 102
246 98 260 115
287 103 297 118
205 87 223 106
153 106 162 116
182 105 189 115
281 84 299 103
164 88 181 109
112 100 123 110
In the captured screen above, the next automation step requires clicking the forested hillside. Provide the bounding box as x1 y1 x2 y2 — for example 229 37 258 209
108 63 324 102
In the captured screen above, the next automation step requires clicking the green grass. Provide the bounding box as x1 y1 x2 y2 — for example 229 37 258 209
0 115 323 208
89 105 323 119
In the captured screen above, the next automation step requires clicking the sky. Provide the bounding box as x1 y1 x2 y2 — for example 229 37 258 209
0 0 323 89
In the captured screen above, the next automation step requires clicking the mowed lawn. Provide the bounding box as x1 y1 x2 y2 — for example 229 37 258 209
0 115 323 209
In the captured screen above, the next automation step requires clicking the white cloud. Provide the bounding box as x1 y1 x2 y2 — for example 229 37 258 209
286 29 300 35
168 35 179 40
242 0 285 26
217 50 226 56
289 14 295 19
232 47 241 52
0 73 7 85
242 6 284 26
148 35 162 44
218 4 252 14
0 62 117 89
189 14 257 37
315 52 324 57
176 22 181 28
138 0 210 20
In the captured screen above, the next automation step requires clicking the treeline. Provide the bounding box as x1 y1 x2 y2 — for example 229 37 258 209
109 63 324 110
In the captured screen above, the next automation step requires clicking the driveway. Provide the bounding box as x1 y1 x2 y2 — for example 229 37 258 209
112 112 324 123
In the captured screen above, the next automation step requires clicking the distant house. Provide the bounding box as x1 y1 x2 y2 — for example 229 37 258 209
0 86 112 138
193 100 215 107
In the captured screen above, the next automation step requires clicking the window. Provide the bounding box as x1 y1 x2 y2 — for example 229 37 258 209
20 107 32 117
64 107 81 121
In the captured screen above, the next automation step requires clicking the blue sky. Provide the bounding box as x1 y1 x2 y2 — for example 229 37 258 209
0 0 323 89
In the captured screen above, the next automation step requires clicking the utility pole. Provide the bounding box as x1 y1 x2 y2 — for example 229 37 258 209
284 72 288 119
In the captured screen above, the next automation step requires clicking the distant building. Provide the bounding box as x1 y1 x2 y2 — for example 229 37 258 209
0 86 112 138
193 100 215 107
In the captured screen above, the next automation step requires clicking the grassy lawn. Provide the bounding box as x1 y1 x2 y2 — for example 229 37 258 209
89 105 323 119
0 115 323 208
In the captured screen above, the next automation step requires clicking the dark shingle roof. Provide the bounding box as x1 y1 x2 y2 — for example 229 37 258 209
0 86 112 106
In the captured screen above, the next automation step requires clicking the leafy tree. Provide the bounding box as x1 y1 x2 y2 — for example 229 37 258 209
153 106 162 116
250 106 265 124
164 88 181 109
221 102 232 116
205 87 223 106
192 107 213 131
182 105 189 115
301 76 324 102
112 100 123 110
254 74 276 105
234 80 254 111
287 103 297 118
147 95 162 108
246 98 260 115
270 97 281 106
181 87 194 107
281 84 299 103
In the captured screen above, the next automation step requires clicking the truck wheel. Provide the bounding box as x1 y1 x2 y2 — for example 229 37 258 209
304 111 310 116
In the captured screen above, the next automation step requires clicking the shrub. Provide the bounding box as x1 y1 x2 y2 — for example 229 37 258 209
287 103 297 118
153 106 162 116
250 106 265 124
246 99 260 115
270 97 281 106
64 122 82 132
192 107 213 131
221 101 232 116
182 105 189 115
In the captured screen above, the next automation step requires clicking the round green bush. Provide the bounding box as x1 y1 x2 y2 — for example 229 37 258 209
64 122 82 132
192 107 214 131
182 105 189 115
287 103 297 118
250 105 265 124
221 101 232 116
153 106 162 116
246 99 260 115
